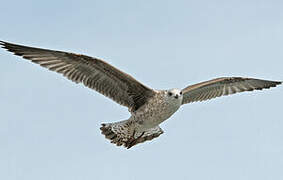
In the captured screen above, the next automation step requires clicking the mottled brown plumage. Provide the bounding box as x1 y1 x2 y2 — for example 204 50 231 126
0 41 155 112
182 77 281 104
100 122 163 148
0 40 281 149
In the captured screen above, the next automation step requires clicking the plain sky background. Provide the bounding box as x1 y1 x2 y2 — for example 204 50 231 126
0 1 282 180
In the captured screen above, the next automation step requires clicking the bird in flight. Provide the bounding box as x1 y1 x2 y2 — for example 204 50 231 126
0 41 281 149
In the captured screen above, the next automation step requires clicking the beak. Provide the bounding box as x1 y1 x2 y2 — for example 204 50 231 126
174 95 179 99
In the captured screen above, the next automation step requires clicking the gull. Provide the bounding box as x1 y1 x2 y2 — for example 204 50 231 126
0 40 281 149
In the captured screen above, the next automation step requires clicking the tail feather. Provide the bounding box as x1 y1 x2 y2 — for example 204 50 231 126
100 120 163 149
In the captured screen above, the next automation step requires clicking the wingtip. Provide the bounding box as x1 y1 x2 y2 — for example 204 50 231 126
0 40 5 46
268 79 282 86
0 40 9 48
0 40 16 47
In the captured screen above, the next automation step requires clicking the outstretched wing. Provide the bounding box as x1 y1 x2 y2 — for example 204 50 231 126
182 77 281 104
0 41 156 111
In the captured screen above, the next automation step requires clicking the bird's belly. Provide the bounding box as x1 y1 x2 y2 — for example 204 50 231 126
134 102 180 130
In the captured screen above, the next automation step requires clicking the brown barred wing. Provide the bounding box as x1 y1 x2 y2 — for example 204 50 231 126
181 77 281 104
0 41 156 111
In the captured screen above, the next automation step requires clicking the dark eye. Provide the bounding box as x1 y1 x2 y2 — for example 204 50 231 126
180 91 182 95
168 92 173 96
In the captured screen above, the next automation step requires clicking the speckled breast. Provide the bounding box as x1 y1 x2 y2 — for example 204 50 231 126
132 92 181 129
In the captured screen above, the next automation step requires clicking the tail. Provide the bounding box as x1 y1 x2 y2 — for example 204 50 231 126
100 120 164 149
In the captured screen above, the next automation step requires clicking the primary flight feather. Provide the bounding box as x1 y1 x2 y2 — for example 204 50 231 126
0 40 281 149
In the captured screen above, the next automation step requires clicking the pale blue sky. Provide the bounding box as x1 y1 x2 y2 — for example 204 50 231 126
0 1 283 180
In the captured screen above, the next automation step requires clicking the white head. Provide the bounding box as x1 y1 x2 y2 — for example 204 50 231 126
166 88 183 103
